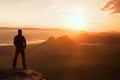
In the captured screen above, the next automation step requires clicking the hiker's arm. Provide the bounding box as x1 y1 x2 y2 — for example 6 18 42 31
13 36 17 47
23 36 27 48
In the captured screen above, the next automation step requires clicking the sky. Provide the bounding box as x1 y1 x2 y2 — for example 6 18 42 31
0 0 120 31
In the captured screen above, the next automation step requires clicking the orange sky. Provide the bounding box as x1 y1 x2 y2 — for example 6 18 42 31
0 0 120 31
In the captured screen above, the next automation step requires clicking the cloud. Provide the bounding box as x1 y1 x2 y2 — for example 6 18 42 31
101 0 120 14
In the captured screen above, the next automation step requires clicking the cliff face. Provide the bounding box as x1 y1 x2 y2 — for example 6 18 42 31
0 68 47 80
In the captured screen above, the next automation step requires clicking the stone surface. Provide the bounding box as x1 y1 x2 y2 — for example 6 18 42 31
0 68 47 80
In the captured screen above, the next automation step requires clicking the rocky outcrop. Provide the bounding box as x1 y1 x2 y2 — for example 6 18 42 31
0 68 47 80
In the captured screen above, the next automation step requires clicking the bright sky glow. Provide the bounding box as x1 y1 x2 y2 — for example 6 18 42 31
64 15 85 30
0 0 120 31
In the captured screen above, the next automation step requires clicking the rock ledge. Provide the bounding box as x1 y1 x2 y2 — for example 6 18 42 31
0 68 47 80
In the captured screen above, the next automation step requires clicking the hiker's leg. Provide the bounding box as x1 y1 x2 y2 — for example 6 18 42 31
13 48 19 69
21 50 27 69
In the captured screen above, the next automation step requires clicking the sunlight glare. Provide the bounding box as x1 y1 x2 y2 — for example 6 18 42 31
65 15 84 30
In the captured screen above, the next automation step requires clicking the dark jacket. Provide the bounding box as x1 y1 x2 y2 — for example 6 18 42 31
14 35 26 49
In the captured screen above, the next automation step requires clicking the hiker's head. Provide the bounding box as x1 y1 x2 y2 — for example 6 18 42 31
18 29 22 35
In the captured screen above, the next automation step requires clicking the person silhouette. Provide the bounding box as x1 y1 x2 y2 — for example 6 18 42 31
12 29 27 69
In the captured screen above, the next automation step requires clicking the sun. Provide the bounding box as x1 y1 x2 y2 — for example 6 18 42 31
64 15 84 30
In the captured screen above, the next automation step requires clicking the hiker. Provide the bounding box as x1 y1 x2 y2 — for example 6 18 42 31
12 29 27 69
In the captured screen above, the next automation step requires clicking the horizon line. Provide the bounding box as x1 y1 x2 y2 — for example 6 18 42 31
0 26 120 33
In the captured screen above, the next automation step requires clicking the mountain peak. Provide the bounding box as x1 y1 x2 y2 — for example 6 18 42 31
46 36 56 43
56 35 75 44
0 68 47 80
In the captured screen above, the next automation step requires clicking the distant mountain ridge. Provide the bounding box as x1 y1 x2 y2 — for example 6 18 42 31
35 35 78 52
0 27 62 31
74 32 120 45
